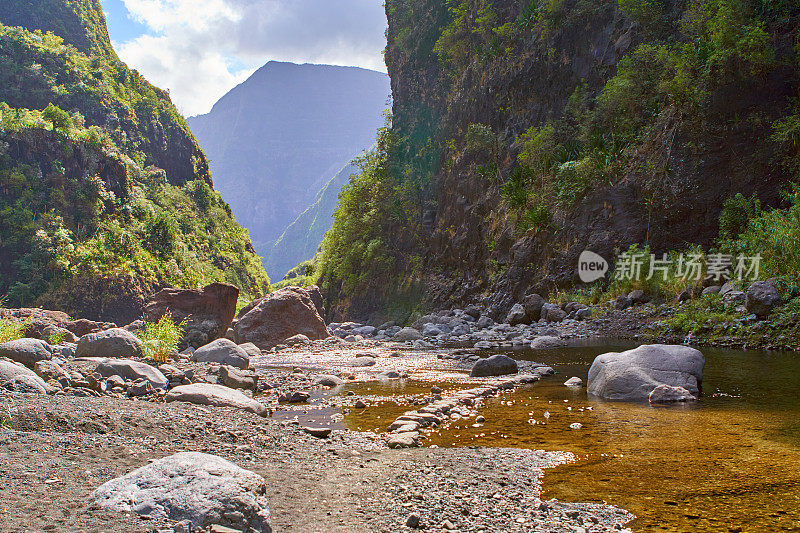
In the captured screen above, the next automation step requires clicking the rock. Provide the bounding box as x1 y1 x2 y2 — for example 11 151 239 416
530 336 567 350
238 343 262 357
564 377 583 387
506 303 529 326
0 338 51 367
615 295 632 310
521 294 546 322
722 290 746 306
42 324 78 344
542 304 566 323
702 285 722 295
34 360 69 381
464 305 482 320
575 308 592 320
233 287 328 350
746 280 781 318
569 423 583 430
628 290 650 304
76 328 143 359
2 374 49 394
474 341 494 350
719 282 734 295
649 384 697 403
406 512 422 528
587 344 705 401
422 323 443 337
192 339 250 369
352 325 377 337
219 366 258 391
284 334 311 346
314 375 344 387
278 390 310 403
95 359 169 389
387 431 419 448
128 379 154 397
470 355 518 377
302 426 332 438
678 287 692 303
166 384 268 416
0 308 113 339
392 327 423 342
91 452 272 532
144 283 239 348
377 370 402 379
354 399 367 408
430 385 442 394
412 340 433 349
352 356 376 367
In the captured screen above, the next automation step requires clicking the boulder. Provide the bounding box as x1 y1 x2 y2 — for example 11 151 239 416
422 323 443 337
2 374 49 394
387 431 420 449
192 339 250 369
506 304 529 326
34 360 69 381
649 384 697 403
545 306 567 323
284 334 311 346
0 308 114 339
219 365 258 391
393 327 423 342
166 384 268 416
0 338 51 367
587 344 704 401
144 283 239 348
702 285 722 296
352 356 377 367
76 328 143 359
303 285 325 319
0 359 42 383
233 287 328 350
464 305 482 320
746 280 781 318
530 336 567 350
92 452 271 532
521 294 546 322
470 355 518 377
238 343 262 357
615 295 633 310
95 359 169 389
564 377 583 387
722 290 746 306
628 290 650 305
42 324 78 344
314 375 345 387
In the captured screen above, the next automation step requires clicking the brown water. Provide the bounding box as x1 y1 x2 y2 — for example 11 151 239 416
342 341 800 532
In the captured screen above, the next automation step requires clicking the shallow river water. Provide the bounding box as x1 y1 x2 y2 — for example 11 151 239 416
342 340 800 532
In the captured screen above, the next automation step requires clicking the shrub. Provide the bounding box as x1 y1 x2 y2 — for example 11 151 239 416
146 212 177 259
518 124 558 172
140 313 185 363
0 318 26 344
717 193 761 244
42 103 71 131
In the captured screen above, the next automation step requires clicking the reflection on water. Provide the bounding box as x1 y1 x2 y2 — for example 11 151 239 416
344 341 800 532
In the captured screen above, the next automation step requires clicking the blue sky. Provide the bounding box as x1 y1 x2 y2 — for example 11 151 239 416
99 0 388 116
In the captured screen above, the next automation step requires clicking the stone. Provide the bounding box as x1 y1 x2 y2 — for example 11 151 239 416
302 426 332 438
144 283 239 348
284 334 311 346
42 324 78 344
314 374 344 387
354 399 367 409
545 307 567 323
506 303 529 326
615 295 633 310
128 379 154 397
474 341 494 350
387 431 419 448
702 285 722 295
192 339 250 369
412 340 434 349
2 374 49 394
406 513 422 529
34 360 69 381
219 366 258 391
91 452 271 532
470 355 518 377
575 308 592 320
278 390 310 403
522 294 546 322
233 287 328 350
464 305 482 320
238 343 262 357
166 384 268 416
95 359 169 389
76 328 143 359
422 323 443 337
530 336 567 350
746 280 781 318
648 384 697 403
377 370 402 379
0 338 51 367
587 344 705 401
352 356 376 367
628 290 650 304
352 326 377 337
564 377 583 387
569 423 583 430
678 287 692 303
392 327 423 342
722 290 746 306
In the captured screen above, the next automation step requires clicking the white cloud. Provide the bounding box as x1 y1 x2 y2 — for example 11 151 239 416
114 0 387 115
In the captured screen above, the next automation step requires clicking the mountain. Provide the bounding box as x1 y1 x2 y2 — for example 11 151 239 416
188 61 390 279
316 0 800 322
267 162 358 279
0 0 270 323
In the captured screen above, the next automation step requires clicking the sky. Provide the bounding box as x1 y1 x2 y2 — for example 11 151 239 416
100 0 388 116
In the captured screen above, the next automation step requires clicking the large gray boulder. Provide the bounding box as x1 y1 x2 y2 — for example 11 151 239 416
393 327 423 342
587 344 705 401
192 339 250 369
0 338 51 366
522 294 546 322
0 359 42 383
746 280 781 318
165 383 267 416
76 328 143 359
506 304 529 326
92 452 271 532
530 336 567 350
470 355 518 377
95 359 169 389
2 374 49 394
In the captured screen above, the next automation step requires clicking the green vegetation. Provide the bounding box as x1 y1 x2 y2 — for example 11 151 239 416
0 16 270 309
140 313 185 363
0 318 26 344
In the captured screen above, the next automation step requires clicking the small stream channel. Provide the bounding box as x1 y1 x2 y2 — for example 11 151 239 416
339 340 800 532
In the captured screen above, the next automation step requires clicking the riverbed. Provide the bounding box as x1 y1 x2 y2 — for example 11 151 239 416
341 340 800 532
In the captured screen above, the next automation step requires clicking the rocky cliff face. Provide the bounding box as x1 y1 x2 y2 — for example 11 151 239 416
318 0 800 321
188 62 390 279
0 0 270 321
